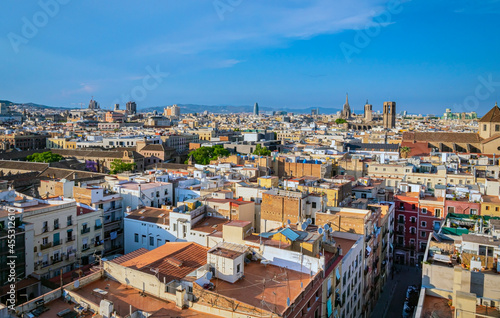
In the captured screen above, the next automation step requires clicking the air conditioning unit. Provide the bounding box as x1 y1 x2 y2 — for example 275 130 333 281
207 212 212 216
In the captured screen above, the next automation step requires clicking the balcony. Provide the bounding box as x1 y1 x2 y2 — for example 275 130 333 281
40 242 52 250
66 235 75 243
53 240 61 247
81 228 90 234
95 225 103 230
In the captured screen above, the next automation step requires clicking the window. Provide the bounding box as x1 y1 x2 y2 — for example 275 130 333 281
237 264 241 273
42 237 48 245
150 236 154 246
448 206 455 213
483 124 487 131
312 202 317 209
421 221 427 227
54 219 59 229
410 227 416 234
421 208 427 214
496 124 500 132
486 206 490 211
67 215 72 226
134 233 139 242
421 231 426 238
400 203 404 210
142 235 146 244
173 223 177 231
435 209 441 218
470 209 478 215
410 217 416 223
412 204 416 210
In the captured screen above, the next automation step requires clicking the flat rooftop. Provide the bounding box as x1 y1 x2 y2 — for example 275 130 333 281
207 261 314 316
72 278 213 317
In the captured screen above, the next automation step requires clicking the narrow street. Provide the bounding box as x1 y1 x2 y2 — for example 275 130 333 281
371 264 422 318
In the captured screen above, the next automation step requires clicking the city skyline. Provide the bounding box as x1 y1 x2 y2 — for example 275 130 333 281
1 1 500 114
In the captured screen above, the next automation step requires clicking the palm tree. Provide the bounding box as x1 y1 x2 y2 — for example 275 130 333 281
400 146 411 159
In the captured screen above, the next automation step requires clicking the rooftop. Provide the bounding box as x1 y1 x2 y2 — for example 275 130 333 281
205 261 315 316
116 242 208 284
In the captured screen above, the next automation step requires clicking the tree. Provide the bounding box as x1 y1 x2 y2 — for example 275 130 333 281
335 118 347 125
185 145 230 165
109 159 136 174
252 144 271 156
400 146 411 159
26 151 64 163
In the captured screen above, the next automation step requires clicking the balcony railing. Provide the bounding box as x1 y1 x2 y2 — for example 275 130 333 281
53 240 61 247
81 228 90 234
95 225 102 230
66 235 75 243
40 242 52 250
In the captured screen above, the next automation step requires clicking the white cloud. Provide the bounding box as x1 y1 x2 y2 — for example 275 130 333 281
138 0 388 57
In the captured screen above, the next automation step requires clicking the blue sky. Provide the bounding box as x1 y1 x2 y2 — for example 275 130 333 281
0 0 499 115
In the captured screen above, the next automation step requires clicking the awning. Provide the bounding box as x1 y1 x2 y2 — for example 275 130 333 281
335 267 341 280
366 245 372 253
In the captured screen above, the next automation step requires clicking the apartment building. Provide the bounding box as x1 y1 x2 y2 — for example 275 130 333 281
205 198 255 227
124 204 228 253
113 180 173 210
260 189 326 232
75 204 104 265
332 232 364 318
315 203 393 317
16 197 78 280
394 186 445 266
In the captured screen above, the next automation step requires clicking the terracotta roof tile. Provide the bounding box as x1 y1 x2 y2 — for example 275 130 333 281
479 103 500 123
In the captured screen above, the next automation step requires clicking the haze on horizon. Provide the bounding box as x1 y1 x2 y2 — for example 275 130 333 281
1 0 499 115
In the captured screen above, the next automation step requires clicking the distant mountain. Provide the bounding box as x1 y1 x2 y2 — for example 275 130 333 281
0 100 63 109
142 104 342 115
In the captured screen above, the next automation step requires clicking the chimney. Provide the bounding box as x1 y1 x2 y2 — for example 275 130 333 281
175 285 186 308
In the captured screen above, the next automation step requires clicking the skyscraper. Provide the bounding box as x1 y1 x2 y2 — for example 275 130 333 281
254 102 259 116
126 101 137 115
383 101 396 129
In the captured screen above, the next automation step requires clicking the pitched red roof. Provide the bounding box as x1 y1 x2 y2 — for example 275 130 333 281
479 103 500 123
119 242 208 283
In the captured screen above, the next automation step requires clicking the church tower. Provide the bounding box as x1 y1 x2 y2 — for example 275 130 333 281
383 101 396 129
364 100 373 122
478 102 500 139
341 93 352 119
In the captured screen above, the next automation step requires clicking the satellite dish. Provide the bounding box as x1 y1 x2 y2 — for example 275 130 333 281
328 227 333 233
206 272 213 280
306 218 312 224
318 228 324 235
301 223 308 231
286 297 290 307
74 280 80 288
324 224 330 231
287 219 291 225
